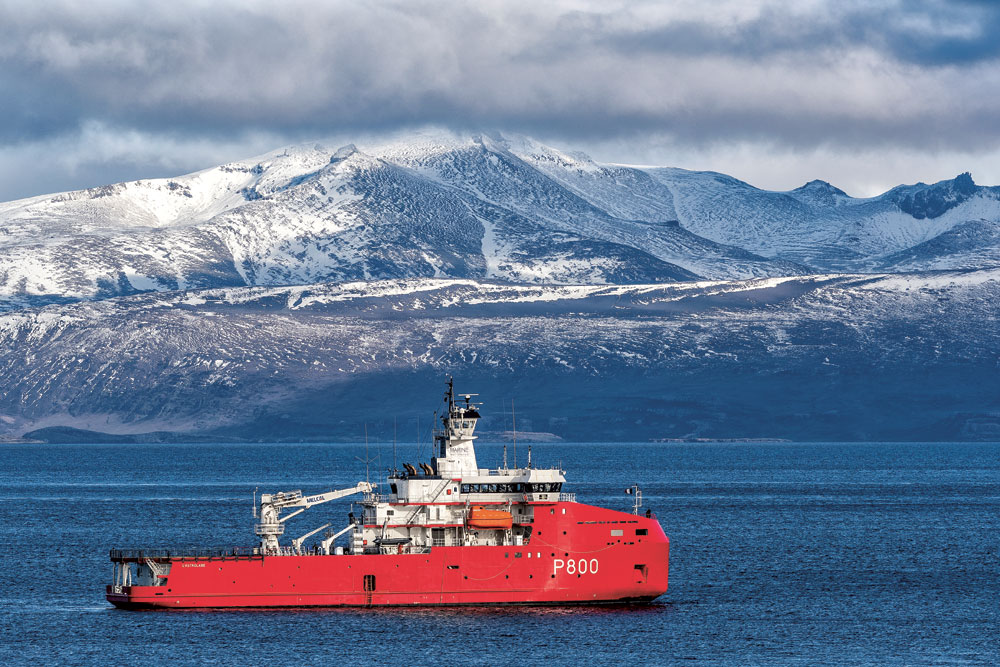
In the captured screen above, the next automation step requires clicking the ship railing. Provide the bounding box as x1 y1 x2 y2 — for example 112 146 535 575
109 547 261 562
559 493 577 502
254 523 285 536
264 546 329 557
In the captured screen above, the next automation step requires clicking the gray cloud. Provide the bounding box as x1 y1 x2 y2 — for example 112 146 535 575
2 0 1000 200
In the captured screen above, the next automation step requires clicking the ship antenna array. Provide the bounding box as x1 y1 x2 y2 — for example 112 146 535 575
512 399 517 469
500 398 508 472
430 411 436 462
356 423 377 487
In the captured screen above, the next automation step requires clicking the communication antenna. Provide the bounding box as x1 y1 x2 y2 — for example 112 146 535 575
430 411 436 461
501 398 509 471
512 399 517 470
355 423 376 487
375 423 384 489
393 417 398 473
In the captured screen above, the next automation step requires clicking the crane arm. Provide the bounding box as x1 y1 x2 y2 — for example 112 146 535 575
255 482 373 553
321 524 357 554
264 481 374 510
294 482 374 508
291 523 331 554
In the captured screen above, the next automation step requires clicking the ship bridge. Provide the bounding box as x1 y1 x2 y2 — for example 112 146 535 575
432 378 483 477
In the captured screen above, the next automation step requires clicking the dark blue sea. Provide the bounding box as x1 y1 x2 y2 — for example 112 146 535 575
1 442 998 665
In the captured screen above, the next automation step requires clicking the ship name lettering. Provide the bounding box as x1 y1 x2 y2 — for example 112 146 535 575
553 558 599 576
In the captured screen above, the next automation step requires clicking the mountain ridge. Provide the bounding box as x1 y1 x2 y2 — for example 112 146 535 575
3 132 998 313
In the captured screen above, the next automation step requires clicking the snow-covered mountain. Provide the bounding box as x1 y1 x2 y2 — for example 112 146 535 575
654 169 1000 270
1 270 997 442
2 131 999 442
8 131 999 312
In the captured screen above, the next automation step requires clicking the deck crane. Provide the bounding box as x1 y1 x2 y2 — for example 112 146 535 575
255 482 373 553
319 524 358 555
291 523 331 555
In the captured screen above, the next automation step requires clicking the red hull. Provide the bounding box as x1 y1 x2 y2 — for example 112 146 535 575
107 502 668 609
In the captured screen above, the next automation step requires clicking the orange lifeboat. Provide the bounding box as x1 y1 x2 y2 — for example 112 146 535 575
467 506 513 530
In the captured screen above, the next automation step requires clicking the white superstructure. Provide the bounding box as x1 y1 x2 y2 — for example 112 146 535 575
253 378 568 557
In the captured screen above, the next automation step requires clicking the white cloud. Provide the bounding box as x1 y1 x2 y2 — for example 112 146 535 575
0 122 293 201
1 0 999 199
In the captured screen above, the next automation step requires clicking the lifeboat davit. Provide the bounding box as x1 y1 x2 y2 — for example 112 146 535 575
467 506 513 530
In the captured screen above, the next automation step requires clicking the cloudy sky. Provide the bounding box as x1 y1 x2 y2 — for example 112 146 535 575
2 0 999 201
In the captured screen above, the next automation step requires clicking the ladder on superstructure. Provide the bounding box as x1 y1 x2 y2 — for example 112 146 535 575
403 478 453 527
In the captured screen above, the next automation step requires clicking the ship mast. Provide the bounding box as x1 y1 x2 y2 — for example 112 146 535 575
512 399 517 469
433 376 481 475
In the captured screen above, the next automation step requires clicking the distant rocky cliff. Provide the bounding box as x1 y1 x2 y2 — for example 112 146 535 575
2 272 998 442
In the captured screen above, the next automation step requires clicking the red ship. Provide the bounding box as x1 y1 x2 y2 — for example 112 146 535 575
106 380 669 608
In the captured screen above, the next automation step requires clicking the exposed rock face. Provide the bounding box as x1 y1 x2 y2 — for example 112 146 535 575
2 272 998 442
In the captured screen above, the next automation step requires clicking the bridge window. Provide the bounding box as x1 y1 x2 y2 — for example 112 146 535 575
460 483 541 494
525 482 563 493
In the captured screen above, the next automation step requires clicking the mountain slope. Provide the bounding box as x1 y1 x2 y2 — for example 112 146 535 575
650 169 1000 269
2 269 998 442
878 219 1000 272
377 133 802 280
4 133 1000 312
0 132 880 311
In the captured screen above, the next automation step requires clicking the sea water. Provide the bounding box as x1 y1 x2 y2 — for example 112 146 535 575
1 442 998 665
